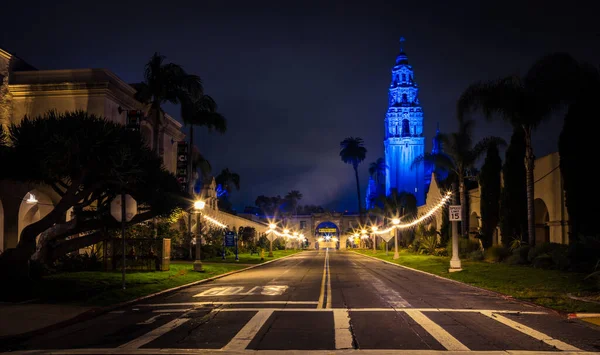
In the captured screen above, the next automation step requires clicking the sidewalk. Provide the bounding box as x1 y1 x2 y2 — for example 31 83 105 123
0 303 92 337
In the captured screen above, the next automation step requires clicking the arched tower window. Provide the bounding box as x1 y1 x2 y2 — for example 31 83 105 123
402 93 407 103
401 119 410 137
402 74 406 82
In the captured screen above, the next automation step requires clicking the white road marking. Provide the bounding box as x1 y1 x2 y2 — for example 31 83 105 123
140 301 318 307
222 309 274 351
333 309 353 349
8 348 597 354
481 311 581 351
326 250 332 309
404 309 469 351
357 267 411 308
193 285 288 297
317 249 328 309
136 314 167 325
118 317 191 349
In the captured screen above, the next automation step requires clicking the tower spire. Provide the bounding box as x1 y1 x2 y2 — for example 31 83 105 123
399 36 406 52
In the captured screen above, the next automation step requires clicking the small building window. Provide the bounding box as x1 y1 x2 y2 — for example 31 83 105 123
402 94 407 103
401 119 410 137
402 74 406 81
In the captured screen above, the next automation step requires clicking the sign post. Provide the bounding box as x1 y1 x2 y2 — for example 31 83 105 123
448 204 462 272
223 231 235 260
111 194 137 289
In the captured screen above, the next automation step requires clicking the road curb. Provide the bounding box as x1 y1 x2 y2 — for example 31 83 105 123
567 313 600 319
350 251 564 317
0 251 304 350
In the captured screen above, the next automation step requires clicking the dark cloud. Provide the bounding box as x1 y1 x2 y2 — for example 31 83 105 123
2 0 598 211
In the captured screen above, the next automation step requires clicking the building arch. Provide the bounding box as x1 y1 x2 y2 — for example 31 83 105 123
314 221 340 249
534 198 550 244
18 189 54 243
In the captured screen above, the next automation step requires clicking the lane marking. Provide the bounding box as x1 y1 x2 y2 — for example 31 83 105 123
193 285 289 297
404 309 469 351
222 309 274 351
317 249 328 309
136 314 167 325
118 317 191 349
10 348 597 354
326 249 332 309
481 311 581 351
140 301 318 307
333 309 353 349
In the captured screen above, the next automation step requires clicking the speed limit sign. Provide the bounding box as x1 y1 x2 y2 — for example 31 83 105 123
449 205 461 221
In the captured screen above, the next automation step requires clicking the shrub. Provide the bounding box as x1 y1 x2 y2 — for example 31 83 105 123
527 242 562 263
484 246 511 263
433 247 448 256
468 250 484 261
447 238 481 258
532 254 553 269
550 245 570 270
54 251 102 272
505 254 525 265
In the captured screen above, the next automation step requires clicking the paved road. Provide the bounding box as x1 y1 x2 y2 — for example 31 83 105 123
2 249 600 354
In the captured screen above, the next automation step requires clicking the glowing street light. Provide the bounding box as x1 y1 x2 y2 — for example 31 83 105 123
194 200 205 211
392 218 400 260
26 193 38 204
192 199 206 272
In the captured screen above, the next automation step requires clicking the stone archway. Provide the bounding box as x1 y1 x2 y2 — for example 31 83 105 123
534 198 550 244
18 190 54 243
314 221 340 249
0 198 4 252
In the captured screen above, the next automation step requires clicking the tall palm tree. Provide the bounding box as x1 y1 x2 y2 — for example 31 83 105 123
412 119 505 237
340 137 367 220
181 94 226 194
457 52 580 245
133 52 202 156
369 157 387 185
285 190 303 217
191 149 212 184
215 168 240 197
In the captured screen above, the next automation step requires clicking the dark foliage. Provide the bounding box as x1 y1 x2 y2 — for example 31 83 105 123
479 144 502 248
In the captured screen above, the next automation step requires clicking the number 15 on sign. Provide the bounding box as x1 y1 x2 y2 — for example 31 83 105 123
449 205 461 221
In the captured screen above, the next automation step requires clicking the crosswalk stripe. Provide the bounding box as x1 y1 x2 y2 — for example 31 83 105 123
222 309 274 351
404 309 469 351
480 311 581 351
333 309 353 349
117 317 191 349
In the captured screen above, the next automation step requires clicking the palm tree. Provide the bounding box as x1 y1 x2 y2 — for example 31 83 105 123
215 168 240 197
340 137 367 220
412 119 505 237
181 94 226 194
191 148 212 186
285 190 303 217
457 52 580 245
133 52 202 156
369 157 388 185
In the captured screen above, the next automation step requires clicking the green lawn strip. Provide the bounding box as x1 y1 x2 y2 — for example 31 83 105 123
353 249 600 313
202 249 303 264
36 263 245 307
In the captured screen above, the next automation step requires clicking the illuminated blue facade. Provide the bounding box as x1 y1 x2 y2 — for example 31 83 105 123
384 38 425 205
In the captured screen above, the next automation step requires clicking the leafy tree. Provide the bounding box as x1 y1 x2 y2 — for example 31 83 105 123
498 127 528 245
0 111 186 270
368 157 387 185
133 53 202 155
340 137 367 220
412 119 505 236
559 63 600 239
284 190 303 216
479 143 502 248
458 52 580 245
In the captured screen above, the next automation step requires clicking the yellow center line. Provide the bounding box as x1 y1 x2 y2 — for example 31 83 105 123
317 248 329 309
326 249 332 309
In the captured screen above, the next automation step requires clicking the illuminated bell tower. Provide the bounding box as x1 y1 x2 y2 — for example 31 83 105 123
384 37 425 205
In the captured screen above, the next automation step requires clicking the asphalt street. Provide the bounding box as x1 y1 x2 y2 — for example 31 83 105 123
2 249 599 354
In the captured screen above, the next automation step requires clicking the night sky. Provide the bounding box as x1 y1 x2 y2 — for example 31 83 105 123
2 0 599 212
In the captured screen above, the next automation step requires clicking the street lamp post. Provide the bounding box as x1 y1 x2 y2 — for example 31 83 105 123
392 218 400 260
193 200 205 272
371 226 378 253
268 223 276 257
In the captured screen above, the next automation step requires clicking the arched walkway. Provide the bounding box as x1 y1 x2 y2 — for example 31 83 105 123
314 221 340 249
534 198 550 244
18 189 54 243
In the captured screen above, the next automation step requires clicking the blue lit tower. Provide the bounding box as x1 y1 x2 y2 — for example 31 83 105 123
384 37 425 205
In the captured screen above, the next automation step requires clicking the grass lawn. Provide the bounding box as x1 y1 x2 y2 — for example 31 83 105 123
27 262 245 307
353 249 600 313
202 249 303 264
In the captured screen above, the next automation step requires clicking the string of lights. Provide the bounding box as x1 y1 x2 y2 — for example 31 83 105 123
202 214 228 229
